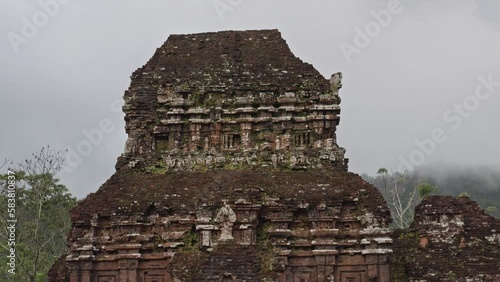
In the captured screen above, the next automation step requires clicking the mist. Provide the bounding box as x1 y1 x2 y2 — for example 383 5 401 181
1 0 500 198
415 163 500 193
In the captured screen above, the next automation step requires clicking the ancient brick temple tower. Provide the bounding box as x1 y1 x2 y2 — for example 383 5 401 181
51 30 394 282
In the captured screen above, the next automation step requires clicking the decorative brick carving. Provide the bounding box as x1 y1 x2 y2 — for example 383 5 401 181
48 29 500 282
50 30 393 282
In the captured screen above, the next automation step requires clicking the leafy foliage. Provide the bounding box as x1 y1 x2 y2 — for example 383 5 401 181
0 147 77 282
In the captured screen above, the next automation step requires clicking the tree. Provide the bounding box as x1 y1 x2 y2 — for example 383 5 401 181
0 159 7 169
376 168 438 229
417 182 438 198
458 192 470 198
0 147 77 282
486 206 497 215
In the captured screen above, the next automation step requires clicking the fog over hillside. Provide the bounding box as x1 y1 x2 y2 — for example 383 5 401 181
415 163 500 193
363 163 500 218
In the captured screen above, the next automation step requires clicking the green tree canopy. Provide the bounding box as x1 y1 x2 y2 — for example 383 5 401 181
0 147 77 282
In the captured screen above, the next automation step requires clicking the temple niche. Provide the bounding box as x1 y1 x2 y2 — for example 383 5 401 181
142 82 346 172
49 30 394 282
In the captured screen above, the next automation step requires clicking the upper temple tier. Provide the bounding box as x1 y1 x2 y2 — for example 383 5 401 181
116 29 347 172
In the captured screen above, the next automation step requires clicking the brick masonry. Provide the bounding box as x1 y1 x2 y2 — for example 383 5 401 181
49 30 500 282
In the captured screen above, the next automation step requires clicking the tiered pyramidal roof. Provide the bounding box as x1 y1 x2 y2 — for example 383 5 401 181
117 29 347 172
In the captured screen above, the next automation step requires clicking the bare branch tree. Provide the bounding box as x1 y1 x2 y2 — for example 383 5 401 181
377 168 437 229
0 158 9 170
10 145 66 176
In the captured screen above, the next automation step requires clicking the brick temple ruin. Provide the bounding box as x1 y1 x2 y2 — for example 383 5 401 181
49 30 500 282
391 196 500 281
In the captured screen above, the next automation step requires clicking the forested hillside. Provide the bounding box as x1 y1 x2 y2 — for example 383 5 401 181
362 164 500 220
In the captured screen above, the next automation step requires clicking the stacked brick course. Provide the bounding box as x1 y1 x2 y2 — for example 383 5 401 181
116 29 347 173
50 29 500 282
49 29 392 282
391 196 500 281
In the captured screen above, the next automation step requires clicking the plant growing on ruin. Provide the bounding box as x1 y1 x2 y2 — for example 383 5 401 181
181 228 198 252
376 168 438 229
145 161 168 174
447 271 457 280
256 221 276 280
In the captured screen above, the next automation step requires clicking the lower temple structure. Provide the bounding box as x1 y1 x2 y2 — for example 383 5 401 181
54 170 392 282
49 29 500 281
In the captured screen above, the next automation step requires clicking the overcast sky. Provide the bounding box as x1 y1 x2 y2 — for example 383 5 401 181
1 0 500 198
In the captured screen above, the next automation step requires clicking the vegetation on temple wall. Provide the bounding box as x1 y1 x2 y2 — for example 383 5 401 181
154 139 169 151
397 230 419 246
181 227 198 252
256 220 276 280
152 234 164 252
389 230 419 282
447 271 458 281
145 161 168 174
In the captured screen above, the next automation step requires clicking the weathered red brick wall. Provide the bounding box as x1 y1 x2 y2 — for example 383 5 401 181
391 196 500 281
61 169 392 281
50 29 395 282
50 29 500 282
